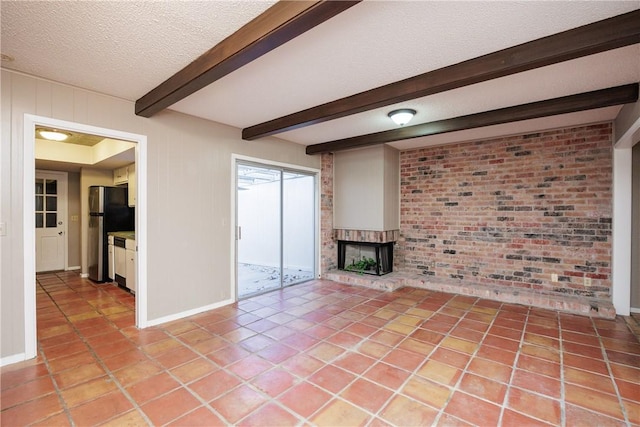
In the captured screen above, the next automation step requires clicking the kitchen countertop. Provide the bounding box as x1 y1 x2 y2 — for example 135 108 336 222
108 231 136 240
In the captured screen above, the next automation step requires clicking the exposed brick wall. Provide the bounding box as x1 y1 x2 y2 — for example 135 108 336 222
397 123 613 302
320 153 337 274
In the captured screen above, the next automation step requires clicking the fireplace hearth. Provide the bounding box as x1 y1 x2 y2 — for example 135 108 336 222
338 240 393 276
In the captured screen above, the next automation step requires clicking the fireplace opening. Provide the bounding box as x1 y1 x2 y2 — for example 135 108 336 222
338 240 393 276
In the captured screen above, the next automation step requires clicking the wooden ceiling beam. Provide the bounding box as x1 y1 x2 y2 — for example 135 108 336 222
305 83 639 155
244 9 640 140
135 0 361 118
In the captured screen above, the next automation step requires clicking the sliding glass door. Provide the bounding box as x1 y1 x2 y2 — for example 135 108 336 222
236 162 316 298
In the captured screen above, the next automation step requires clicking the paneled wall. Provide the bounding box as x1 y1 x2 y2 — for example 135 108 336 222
1 70 319 361
67 172 81 268
397 124 613 303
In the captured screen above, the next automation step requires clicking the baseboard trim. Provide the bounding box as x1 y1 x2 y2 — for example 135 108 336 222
66 266 81 271
145 298 235 328
80 273 89 278
0 352 29 367
630 307 640 314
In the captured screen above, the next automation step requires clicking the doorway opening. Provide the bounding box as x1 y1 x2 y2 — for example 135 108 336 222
235 160 317 299
23 114 148 360
632 143 639 313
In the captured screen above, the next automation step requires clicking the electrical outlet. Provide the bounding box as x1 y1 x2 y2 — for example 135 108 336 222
551 273 558 283
71 215 79 222
584 277 592 287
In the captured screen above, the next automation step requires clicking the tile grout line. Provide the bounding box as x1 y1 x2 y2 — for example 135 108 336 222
271 285 395 424
351 290 445 423
433 299 506 426
35 277 78 427
499 304 529 426
264 286 430 424
160 314 304 426
162 284 382 425
40 273 155 427
592 317 632 426
159 306 288 425
558 311 566 427
355 290 454 424
291 287 400 424
19 272 638 427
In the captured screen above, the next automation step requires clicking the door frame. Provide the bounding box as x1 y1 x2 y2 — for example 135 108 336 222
231 154 320 302
34 170 68 272
23 114 149 360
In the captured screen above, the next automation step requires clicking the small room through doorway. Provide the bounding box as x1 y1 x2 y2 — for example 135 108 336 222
23 114 148 360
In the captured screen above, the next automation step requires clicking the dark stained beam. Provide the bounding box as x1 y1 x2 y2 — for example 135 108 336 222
135 1 361 118
244 9 640 140
305 83 639 154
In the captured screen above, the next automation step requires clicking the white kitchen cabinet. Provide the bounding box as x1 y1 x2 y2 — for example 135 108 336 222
113 166 128 185
125 239 136 293
127 163 136 207
107 235 115 281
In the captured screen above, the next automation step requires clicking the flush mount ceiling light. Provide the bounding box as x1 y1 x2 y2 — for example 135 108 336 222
39 129 70 141
388 108 416 126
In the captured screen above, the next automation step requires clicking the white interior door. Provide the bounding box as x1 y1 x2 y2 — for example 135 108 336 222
35 170 67 272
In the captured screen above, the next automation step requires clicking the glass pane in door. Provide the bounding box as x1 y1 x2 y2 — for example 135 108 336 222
237 164 282 298
35 179 44 195
282 172 315 286
36 178 59 229
45 179 57 194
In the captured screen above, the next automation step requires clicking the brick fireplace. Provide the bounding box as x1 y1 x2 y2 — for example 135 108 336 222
336 230 398 276
320 124 618 318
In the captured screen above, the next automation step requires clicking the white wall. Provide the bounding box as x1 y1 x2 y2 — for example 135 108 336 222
632 144 640 310
67 171 81 268
334 145 399 231
0 69 320 361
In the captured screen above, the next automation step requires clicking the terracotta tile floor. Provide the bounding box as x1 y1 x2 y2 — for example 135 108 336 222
2 271 639 426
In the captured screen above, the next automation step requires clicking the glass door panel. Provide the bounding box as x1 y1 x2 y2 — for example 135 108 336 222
236 162 316 299
283 172 315 286
237 164 282 298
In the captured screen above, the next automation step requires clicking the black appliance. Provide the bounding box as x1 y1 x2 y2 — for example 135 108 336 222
88 186 134 282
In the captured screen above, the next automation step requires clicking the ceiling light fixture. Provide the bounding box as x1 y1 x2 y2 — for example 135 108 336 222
39 130 70 141
388 109 416 126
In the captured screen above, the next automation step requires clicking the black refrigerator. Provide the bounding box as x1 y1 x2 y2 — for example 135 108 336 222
88 186 134 282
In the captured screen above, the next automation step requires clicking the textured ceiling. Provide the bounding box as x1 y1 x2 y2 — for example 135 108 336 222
1 1 277 100
2 1 639 151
